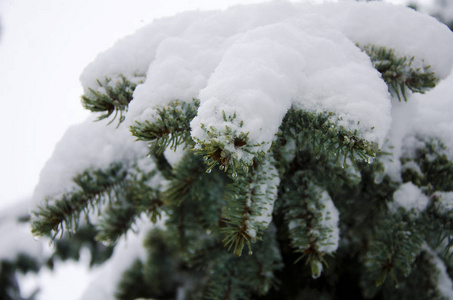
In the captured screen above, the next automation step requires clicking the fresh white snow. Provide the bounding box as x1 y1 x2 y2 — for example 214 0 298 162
76 1 453 174
424 245 453 300
0 201 42 262
31 116 150 206
389 182 429 214
317 190 340 253
245 155 280 239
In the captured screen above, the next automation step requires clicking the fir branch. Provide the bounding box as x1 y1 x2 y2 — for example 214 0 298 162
163 152 226 254
193 111 266 176
365 213 424 287
360 44 438 101
401 248 452 300
278 107 378 168
130 99 199 154
281 172 339 279
1 254 40 300
221 157 280 256
81 74 144 125
203 229 282 299
31 163 128 239
47 224 113 268
401 138 453 194
95 170 163 245
115 260 151 300
149 150 175 180
142 229 181 297
203 254 245 300
420 192 453 259
164 152 209 207
242 226 283 296
116 229 181 299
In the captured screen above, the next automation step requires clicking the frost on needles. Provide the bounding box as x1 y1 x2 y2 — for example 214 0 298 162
28 2 453 300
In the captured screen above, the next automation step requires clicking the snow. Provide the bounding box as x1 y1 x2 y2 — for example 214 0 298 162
79 217 158 300
80 11 212 93
433 192 453 212
77 1 453 170
0 201 43 262
424 245 453 300
389 182 429 213
31 116 150 206
311 260 323 279
18 248 98 300
23 0 453 297
287 186 339 255
190 18 390 161
411 74 453 155
317 2 453 79
245 155 280 239
382 72 453 181
381 99 421 181
317 190 340 253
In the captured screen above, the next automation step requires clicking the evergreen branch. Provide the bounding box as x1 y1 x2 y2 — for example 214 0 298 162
1 254 40 300
365 213 424 287
163 152 226 254
278 107 378 168
221 157 280 256
420 192 453 259
401 138 453 194
410 248 453 300
48 224 113 268
130 99 199 154
360 44 438 101
115 260 150 300
281 173 339 279
82 74 144 125
116 229 181 299
203 254 244 300
203 229 282 299
193 110 267 176
163 152 208 207
95 168 163 245
31 163 128 239
142 229 181 297
149 150 175 180
363 246 453 300
241 226 283 296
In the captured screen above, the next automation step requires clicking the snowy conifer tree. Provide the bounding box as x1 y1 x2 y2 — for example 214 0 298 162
27 2 453 299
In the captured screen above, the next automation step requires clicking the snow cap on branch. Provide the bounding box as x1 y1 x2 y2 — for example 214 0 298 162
79 2 453 169
389 182 429 214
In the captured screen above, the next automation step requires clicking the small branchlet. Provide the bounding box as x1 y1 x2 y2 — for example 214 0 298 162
278 107 378 168
360 44 438 101
31 163 128 240
203 229 282 299
130 99 199 154
365 213 424 287
163 151 226 255
281 173 339 279
221 158 280 256
401 138 453 194
420 192 453 260
95 168 163 246
193 114 266 176
82 74 144 125
48 224 114 267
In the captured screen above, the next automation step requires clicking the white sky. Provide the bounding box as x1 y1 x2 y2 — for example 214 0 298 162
0 0 434 299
